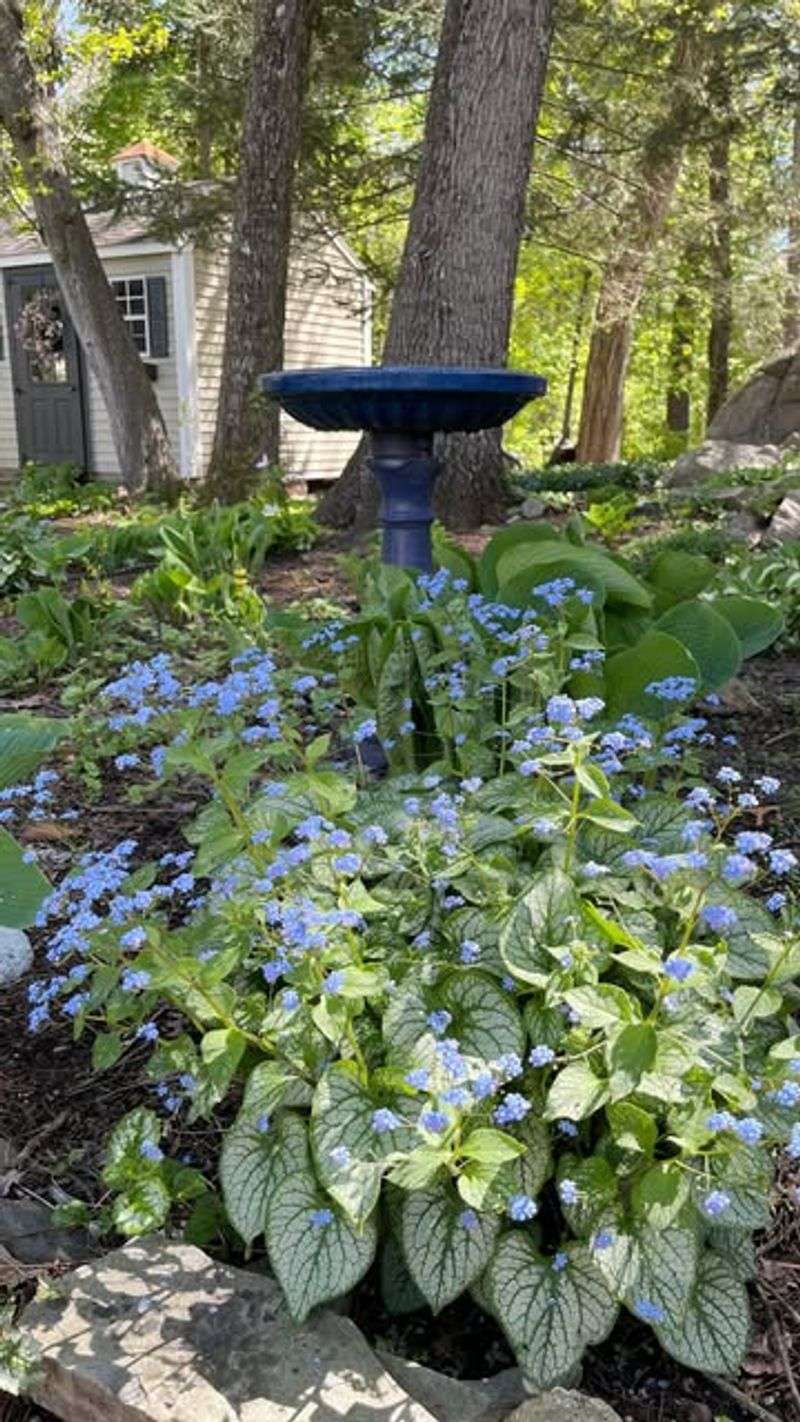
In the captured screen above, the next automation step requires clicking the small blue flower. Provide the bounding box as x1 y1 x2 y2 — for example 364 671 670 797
309 1208 334 1228
593 1230 615 1251
459 1209 479 1232
333 853 362 876
120 969 152 992
493 1093 530 1126
405 1069 430 1090
139 1140 163 1162
664 957 694 983
734 1116 763 1146
255 1113 270 1133
634 1298 666 1324
420 1109 450 1135
529 1044 555 1067
323 970 345 996
701 1190 731 1218
559 1178 579 1206
701 904 738 934
766 892 787 913
459 940 480 964
552 1251 569 1272
329 1146 351 1169
427 1010 452 1036
769 848 797 876
508 1193 538 1222
372 1108 402 1135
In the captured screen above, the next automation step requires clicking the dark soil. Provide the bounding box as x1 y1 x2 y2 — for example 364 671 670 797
1 550 799 1422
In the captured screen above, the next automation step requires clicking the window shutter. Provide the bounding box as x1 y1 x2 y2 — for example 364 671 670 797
0 323 4 362
146 276 169 357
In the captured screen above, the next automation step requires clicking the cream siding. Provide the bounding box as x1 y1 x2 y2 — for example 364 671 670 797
86 253 180 477
0 294 18 470
193 236 370 482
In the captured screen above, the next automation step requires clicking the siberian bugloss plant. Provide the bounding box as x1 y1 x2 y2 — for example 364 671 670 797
21 576 800 1392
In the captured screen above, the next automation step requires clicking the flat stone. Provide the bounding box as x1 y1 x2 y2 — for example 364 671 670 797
519 496 546 520
722 509 763 541
505 1389 621 1422
21 1237 439 1422
377 1353 526 1422
0 926 32 987
769 489 800 540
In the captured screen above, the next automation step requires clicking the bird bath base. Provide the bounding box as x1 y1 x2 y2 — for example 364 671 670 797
370 432 437 573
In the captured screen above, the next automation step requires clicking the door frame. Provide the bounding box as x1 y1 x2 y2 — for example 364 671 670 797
3 264 89 471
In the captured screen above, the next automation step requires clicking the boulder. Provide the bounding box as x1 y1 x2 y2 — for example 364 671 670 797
708 351 798 444
0 926 33 987
20 1237 440 1422
519 496 547 521
768 489 800 541
505 1391 621 1422
377 1353 526 1422
668 440 781 488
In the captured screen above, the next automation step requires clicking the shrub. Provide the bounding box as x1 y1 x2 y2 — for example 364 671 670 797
23 577 799 1390
515 459 665 497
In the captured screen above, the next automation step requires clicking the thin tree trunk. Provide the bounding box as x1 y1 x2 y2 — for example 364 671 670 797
706 66 733 424
666 251 698 444
318 0 555 532
208 0 317 499
576 26 707 464
561 270 592 443
0 0 177 493
784 107 800 349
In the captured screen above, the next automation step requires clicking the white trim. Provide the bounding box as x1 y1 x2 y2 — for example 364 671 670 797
171 245 201 479
110 273 151 357
0 239 176 269
327 230 373 285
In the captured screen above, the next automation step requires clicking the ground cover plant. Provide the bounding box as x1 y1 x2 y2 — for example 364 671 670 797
7 556 797 1399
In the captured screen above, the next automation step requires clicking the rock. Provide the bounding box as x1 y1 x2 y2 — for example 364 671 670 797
0 1200 95 1270
519 496 546 520
377 1354 526 1422
668 440 781 488
505 1390 622 1422
781 431 800 452
21 1237 440 1422
722 509 762 541
768 488 800 540
0 926 32 987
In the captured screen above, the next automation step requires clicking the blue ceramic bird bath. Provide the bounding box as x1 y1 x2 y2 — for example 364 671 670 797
260 365 547 571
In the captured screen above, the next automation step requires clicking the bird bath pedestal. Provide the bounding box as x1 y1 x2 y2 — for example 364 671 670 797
260 366 547 572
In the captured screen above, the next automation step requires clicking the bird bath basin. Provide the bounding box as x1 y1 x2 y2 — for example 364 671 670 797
260 365 547 571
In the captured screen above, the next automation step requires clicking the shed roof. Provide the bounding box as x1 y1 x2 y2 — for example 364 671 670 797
0 210 162 259
110 141 179 169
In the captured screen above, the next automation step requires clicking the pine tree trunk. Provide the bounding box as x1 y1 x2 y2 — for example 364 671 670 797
318 0 555 532
208 0 317 498
0 0 177 493
576 26 707 465
666 252 698 443
784 107 800 350
706 64 733 424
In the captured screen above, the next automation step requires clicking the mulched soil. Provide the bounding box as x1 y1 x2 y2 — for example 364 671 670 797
1 541 799 1422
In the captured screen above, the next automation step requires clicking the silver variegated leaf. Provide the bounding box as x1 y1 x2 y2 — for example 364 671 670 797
265 1115 377 1322
439 971 525 1064
401 1181 500 1313
500 869 580 986
628 1227 699 1318
311 1062 412 1226
655 1252 749 1376
489 1234 617 1391
220 1108 300 1245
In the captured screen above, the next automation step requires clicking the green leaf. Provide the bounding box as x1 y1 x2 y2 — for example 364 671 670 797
243 1062 313 1114
557 1155 618 1234
439 972 525 1062
0 829 50 928
112 1178 170 1236
656 601 742 692
265 1116 376 1321
580 797 639 832
489 1235 617 1390
91 1032 124 1072
220 1110 296 1245
604 632 701 721
711 595 784 659
380 1233 427 1315
564 984 638 1030
607 1024 657 1098
645 550 714 615
545 1064 609 1121
607 1102 657 1157
200 1027 247 1093
312 1063 410 1227
103 1107 162 1189
500 870 580 986
632 1163 690 1228
460 1128 524 1166
0 713 69 790
494 539 651 610
401 1181 500 1313
654 1252 749 1376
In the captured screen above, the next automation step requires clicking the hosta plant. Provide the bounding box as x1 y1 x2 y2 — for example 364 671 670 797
22 632 800 1391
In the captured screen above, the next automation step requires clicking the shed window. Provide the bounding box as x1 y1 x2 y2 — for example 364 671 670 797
111 276 149 356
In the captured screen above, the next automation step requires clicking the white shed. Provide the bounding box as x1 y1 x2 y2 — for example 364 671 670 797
0 143 372 484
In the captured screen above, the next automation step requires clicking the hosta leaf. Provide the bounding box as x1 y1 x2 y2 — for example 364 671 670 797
604 632 701 721
0 829 50 929
311 1063 411 1226
500 870 580 986
656 600 742 692
710 595 784 660
439 972 525 1063
646 550 715 614
401 1181 500 1313
0 713 69 790
220 1109 299 1245
654 1252 749 1376
265 1115 377 1321
489 1235 617 1390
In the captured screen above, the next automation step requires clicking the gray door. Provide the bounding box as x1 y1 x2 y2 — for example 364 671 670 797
4 267 87 469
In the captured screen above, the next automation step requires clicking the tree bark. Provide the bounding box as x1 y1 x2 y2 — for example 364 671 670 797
0 0 177 493
784 106 800 350
208 0 318 499
576 26 707 464
706 63 733 424
318 0 555 532
666 250 698 443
